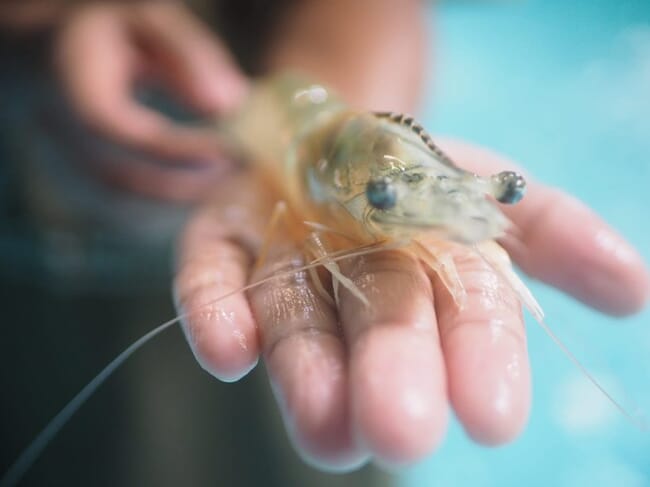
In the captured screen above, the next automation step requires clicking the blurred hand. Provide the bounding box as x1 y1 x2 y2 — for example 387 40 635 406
173 140 650 470
53 1 248 200
0 1 68 30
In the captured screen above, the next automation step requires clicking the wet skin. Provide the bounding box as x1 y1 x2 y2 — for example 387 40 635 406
174 138 650 469
34 0 649 471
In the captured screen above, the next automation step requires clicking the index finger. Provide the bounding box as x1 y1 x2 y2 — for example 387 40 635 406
55 4 224 163
439 138 650 316
173 173 271 381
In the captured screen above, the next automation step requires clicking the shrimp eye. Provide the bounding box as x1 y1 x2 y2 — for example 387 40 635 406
492 171 526 204
366 178 397 210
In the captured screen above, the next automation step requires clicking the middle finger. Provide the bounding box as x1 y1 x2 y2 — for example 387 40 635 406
433 241 531 445
339 249 448 465
248 246 365 469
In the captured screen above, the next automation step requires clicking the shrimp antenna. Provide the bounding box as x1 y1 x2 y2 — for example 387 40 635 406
472 244 648 432
532 312 648 431
0 240 403 487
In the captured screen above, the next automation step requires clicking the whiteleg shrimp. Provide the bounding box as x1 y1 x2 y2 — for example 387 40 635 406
1 73 644 487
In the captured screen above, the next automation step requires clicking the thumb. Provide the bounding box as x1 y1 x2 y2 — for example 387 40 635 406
134 2 249 115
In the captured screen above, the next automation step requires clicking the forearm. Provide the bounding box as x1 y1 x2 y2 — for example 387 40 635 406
264 0 430 113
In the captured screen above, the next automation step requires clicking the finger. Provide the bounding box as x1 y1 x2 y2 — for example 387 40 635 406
506 188 650 316
248 247 365 470
438 138 650 316
85 153 232 202
134 2 248 113
55 4 224 163
433 242 531 445
38 102 233 202
339 250 448 465
174 206 259 382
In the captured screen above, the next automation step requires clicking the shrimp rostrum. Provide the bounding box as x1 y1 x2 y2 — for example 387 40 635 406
4 74 647 486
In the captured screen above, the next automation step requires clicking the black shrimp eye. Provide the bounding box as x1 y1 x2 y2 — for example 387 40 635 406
492 171 526 204
366 178 397 210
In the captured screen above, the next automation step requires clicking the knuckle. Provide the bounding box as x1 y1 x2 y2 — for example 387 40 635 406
264 325 341 363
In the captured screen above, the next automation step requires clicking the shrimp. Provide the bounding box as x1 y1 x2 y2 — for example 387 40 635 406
222 73 534 311
1 73 643 487
224 74 637 426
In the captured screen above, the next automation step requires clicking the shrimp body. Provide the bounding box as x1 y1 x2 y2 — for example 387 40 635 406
223 73 529 307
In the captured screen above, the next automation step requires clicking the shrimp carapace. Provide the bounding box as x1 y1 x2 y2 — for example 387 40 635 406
223 74 528 247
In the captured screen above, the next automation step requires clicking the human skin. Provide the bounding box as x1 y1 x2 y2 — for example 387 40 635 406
172 0 650 470
7 0 649 471
174 145 650 469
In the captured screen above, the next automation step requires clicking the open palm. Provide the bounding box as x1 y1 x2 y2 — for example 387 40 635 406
174 139 649 470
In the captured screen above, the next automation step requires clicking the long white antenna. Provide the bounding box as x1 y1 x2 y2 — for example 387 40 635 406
533 316 648 431
0 241 400 487
0 317 179 487
472 244 648 432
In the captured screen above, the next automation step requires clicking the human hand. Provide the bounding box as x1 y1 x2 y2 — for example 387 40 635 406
173 141 649 469
52 1 248 200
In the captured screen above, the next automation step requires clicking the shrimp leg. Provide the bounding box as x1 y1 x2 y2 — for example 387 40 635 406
305 232 370 307
302 240 336 307
412 239 467 309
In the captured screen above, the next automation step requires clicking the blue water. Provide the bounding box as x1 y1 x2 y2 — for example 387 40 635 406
403 1 650 486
